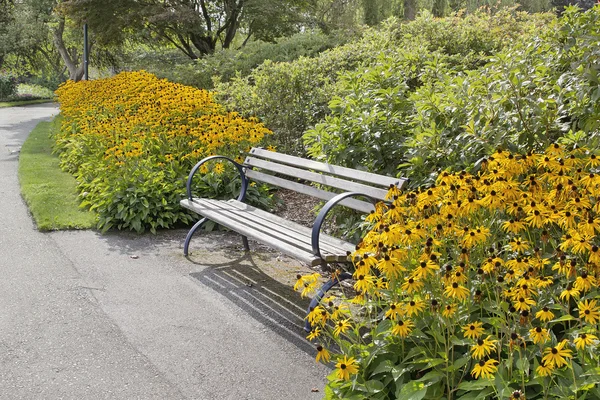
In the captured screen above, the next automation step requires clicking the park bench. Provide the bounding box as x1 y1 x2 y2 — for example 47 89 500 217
180 147 407 329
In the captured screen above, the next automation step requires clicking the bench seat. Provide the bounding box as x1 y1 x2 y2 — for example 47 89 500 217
180 198 355 266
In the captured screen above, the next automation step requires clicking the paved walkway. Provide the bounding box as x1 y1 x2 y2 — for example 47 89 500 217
0 104 328 399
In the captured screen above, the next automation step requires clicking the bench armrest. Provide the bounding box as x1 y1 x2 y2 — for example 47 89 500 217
186 155 248 202
311 192 379 260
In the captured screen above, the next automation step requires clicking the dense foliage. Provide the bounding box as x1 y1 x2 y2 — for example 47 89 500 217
141 30 351 90
54 71 271 233
305 6 600 187
0 70 17 99
298 145 600 399
216 9 552 155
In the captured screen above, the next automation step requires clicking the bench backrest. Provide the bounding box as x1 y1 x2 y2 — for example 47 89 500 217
243 148 407 213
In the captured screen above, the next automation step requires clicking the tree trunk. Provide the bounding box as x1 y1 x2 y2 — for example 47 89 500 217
404 0 417 20
52 18 89 82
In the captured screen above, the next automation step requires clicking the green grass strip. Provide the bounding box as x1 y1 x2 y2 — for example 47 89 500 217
18 117 97 231
0 99 55 108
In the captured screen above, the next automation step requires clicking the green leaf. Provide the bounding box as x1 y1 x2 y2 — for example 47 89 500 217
396 381 428 400
457 379 493 391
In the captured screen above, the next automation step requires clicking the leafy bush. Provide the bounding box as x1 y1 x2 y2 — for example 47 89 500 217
305 6 600 188
54 71 272 233
217 9 552 156
17 83 55 99
298 145 600 399
0 71 17 99
139 31 350 90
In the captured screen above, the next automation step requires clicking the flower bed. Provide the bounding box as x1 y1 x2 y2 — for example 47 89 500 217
299 145 600 399
54 71 271 232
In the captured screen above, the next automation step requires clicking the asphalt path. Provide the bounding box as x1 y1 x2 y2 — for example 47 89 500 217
0 104 329 399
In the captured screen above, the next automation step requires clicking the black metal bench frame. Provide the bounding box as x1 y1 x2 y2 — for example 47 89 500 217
180 148 406 330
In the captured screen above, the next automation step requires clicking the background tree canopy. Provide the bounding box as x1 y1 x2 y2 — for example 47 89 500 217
0 0 596 86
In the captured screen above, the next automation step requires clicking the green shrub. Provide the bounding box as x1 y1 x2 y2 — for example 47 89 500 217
54 71 273 233
140 31 351 90
0 71 17 99
303 6 600 187
218 9 552 156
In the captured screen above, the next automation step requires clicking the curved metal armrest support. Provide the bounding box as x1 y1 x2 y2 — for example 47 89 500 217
311 192 379 259
186 155 248 202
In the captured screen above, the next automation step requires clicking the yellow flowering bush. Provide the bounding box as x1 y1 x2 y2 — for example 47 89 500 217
299 145 600 399
54 71 271 232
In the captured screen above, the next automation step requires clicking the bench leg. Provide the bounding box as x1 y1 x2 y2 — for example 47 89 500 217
304 271 353 332
241 235 250 252
183 217 209 256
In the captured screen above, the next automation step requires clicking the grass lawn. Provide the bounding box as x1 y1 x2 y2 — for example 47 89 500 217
0 99 55 108
18 118 97 231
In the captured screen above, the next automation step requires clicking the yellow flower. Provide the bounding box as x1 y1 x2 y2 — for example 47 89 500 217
385 303 403 320
535 307 555 322
509 237 530 253
333 319 352 337
536 359 554 377
578 299 600 324
401 277 424 294
306 328 321 341
353 273 376 293
471 359 498 379
470 336 497 359
463 321 485 339
442 304 456 318
315 345 331 363
529 327 550 345
444 282 470 301
335 356 359 381
560 286 581 302
573 333 598 350
404 299 426 317
514 296 536 312
391 319 414 338
574 272 597 292
542 340 572 368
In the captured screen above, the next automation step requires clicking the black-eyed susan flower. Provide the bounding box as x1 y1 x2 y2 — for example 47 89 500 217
353 273 376 293
306 327 321 341
573 332 598 350
391 319 414 338
404 299 426 317
509 390 525 400
470 335 497 359
315 345 331 363
385 303 403 320
560 285 581 302
377 255 405 278
463 321 485 339
509 237 530 253
444 282 470 301
535 359 554 377
442 304 456 318
401 277 424 294
535 307 555 322
574 271 597 292
333 319 352 337
578 299 600 324
471 359 498 379
335 355 358 381
514 296 536 312
542 340 573 368
529 326 550 345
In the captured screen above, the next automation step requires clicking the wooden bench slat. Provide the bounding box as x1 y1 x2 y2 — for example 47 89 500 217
222 200 355 255
244 157 390 201
245 170 375 214
181 199 319 266
192 199 350 258
181 199 350 266
249 147 405 189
